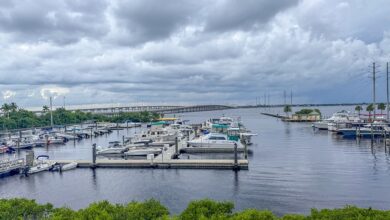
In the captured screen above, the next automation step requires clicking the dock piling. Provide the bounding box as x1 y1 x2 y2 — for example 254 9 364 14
233 143 239 170
244 141 248 159
92 144 97 168
175 137 178 155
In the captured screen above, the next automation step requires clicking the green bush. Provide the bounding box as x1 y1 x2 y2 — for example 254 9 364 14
1 198 390 220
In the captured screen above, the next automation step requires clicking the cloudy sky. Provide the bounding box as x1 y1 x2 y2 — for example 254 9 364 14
0 0 390 108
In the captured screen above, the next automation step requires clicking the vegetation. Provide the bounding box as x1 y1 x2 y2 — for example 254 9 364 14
1 198 390 220
378 103 386 115
0 103 160 130
294 108 321 115
283 105 292 117
366 104 375 120
355 105 362 115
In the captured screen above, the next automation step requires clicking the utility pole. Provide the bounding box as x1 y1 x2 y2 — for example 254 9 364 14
373 62 376 120
387 62 389 121
50 96 53 128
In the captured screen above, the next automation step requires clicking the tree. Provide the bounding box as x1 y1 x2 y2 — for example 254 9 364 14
378 103 386 115
1 103 11 118
283 105 292 117
9 102 18 112
355 105 362 116
366 104 375 120
42 105 49 113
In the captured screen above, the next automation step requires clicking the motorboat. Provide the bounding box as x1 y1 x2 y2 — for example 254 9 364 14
187 133 240 148
313 110 362 131
47 136 65 145
339 122 389 138
27 155 54 175
124 147 162 156
8 139 35 149
0 145 9 154
96 144 128 155
136 127 178 143
61 162 78 171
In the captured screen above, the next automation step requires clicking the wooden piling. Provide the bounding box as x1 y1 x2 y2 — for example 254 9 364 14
233 143 239 170
92 144 97 168
175 137 178 155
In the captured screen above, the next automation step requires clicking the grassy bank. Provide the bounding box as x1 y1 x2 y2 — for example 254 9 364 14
0 103 160 130
0 198 389 220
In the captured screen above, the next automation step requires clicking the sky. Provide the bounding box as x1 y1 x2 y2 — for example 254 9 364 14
0 0 390 108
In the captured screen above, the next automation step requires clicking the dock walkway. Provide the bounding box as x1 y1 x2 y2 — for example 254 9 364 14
51 159 248 170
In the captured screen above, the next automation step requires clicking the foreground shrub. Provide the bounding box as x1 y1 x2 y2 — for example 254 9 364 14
1 198 390 220
179 199 234 220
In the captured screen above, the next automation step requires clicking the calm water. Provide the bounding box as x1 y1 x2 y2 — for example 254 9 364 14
1 107 390 215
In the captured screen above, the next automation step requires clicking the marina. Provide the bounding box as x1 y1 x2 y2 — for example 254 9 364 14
1 107 390 215
0 115 252 175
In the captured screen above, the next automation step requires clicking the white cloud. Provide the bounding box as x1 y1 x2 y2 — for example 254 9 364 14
2 90 16 100
40 86 70 100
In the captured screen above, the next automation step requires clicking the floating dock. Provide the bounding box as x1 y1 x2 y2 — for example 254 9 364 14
51 159 248 170
180 147 245 153
261 113 287 119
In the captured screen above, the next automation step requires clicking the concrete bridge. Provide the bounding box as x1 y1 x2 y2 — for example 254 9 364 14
34 105 234 116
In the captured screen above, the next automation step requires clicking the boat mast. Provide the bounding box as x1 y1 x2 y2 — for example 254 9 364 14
387 62 389 121
373 62 376 121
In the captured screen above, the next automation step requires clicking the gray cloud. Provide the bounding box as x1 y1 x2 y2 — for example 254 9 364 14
0 0 389 107
0 0 109 44
109 0 201 45
204 0 299 32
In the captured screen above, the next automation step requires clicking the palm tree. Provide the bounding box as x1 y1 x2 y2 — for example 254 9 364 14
42 105 49 113
378 103 386 115
355 105 362 116
283 105 292 117
1 103 11 118
9 102 18 112
366 104 375 121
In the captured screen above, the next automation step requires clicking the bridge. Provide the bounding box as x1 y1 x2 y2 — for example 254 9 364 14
33 105 234 116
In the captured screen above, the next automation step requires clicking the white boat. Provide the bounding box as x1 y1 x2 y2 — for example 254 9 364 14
313 111 362 131
8 139 35 149
187 133 240 148
28 161 54 174
47 137 65 144
124 148 162 156
96 144 127 154
61 162 78 171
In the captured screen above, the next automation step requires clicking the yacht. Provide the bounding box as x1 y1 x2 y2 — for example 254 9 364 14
136 127 177 143
338 122 389 137
313 111 362 131
187 133 240 148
